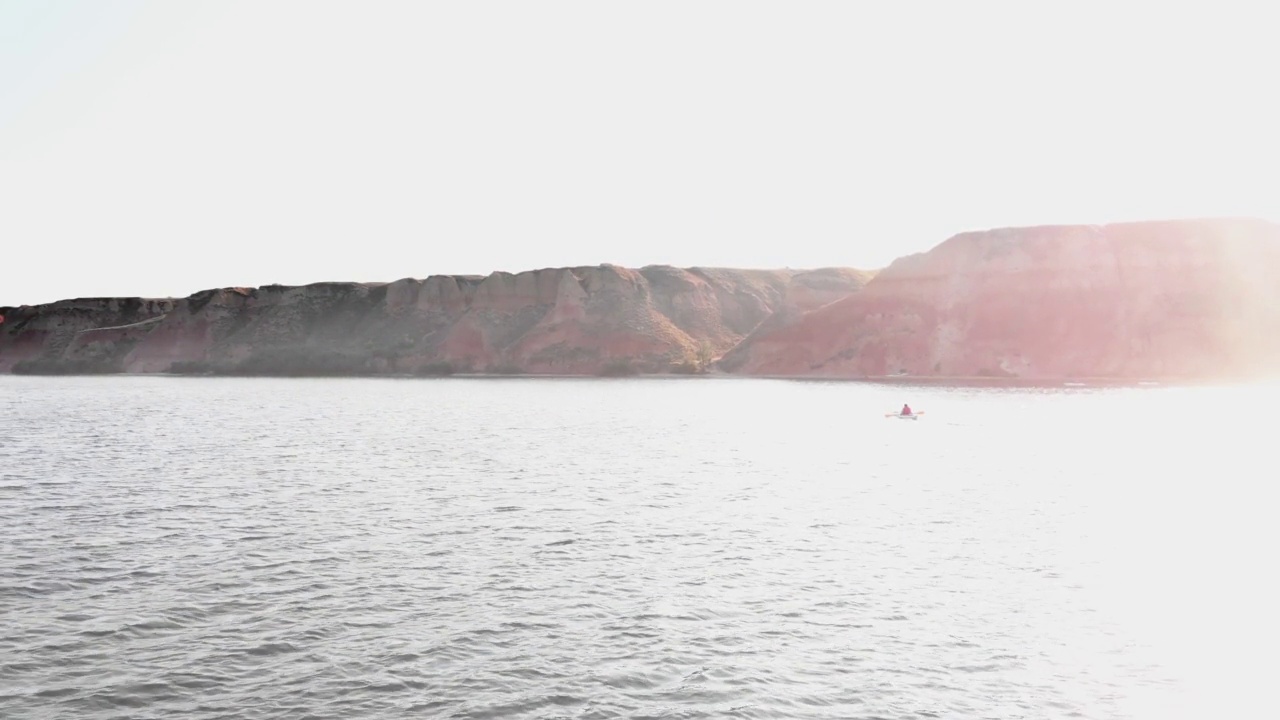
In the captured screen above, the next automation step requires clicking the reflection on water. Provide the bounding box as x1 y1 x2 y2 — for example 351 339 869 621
1 376 1276 718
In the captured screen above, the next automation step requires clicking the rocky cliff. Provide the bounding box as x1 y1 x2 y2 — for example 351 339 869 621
719 218 1280 381
8 218 1277 381
0 298 176 374
0 265 870 376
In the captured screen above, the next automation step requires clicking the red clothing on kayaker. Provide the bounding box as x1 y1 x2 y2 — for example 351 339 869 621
901 404 912 416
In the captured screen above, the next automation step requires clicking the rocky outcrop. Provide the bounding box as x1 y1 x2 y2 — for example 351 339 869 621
10 218 1277 382
0 265 870 376
0 298 176 373
720 218 1280 381
717 267 876 372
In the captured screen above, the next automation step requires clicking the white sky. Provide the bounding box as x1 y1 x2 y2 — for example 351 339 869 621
2 1 1277 305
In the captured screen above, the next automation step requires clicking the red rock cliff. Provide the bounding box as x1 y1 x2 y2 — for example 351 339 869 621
0 265 868 376
0 298 175 373
720 218 1280 380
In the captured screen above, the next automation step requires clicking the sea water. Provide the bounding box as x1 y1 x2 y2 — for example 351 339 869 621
2 375 1276 718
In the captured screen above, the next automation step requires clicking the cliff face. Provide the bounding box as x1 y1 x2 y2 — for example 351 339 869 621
0 265 869 376
9 218 1277 381
720 218 1280 380
0 298 176 373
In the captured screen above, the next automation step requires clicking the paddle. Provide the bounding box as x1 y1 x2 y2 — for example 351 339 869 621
884 411 925 417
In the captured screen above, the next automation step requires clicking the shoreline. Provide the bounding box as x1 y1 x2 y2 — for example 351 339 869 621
3 370 1270 389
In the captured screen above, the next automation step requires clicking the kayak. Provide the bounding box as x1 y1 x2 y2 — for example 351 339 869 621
885 411 923 420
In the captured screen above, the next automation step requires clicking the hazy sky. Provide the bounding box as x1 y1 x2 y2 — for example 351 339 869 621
2 1 1276 305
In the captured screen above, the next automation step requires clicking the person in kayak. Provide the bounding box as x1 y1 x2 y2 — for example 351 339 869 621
901 403 913 416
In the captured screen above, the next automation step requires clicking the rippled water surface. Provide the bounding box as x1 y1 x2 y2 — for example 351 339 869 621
2 376 1278 719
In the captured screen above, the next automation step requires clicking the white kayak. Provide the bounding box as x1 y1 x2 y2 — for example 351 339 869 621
885 411 923 420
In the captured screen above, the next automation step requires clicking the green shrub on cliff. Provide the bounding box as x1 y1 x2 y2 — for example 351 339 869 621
12 358 122 375
669 341 716 374
413 361 456 377
599 359 639 377
669 360 704 375
168 361 216 374
230 347 371 377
